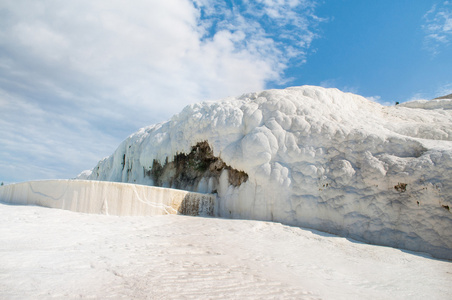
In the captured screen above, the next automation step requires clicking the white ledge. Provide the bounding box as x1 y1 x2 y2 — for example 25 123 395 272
0 180 215 217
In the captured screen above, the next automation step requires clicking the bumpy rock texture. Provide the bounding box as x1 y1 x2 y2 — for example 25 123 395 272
80 86 452 259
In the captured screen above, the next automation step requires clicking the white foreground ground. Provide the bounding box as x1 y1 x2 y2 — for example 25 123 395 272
1 203 451 299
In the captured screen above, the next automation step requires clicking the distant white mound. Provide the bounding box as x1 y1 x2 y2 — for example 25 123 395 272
399 98 452 110
81 86 452 259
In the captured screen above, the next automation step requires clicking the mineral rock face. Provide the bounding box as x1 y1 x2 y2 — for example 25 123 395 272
81 86 452 259
0 180 215 216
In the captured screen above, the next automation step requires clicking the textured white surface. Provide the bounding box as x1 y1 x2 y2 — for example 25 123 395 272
0 180 215 216
82 86 452 259
1 203 451 300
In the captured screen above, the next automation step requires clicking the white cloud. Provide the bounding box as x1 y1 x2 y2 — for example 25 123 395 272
364 96 393 107
435 82 452 98
0 89 119 183
365 95 380 102
319 80 359 94
406 93 428 102
422 1 452 55
403 83 452 103
320 79 392 106
0 0 322 182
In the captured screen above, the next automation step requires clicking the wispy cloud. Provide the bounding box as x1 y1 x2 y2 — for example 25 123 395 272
0 0 322 182
319 79 359 94
435 82 452 98
403 82 452 102
422 1 452 55
194 0 323 70
319 79 392 106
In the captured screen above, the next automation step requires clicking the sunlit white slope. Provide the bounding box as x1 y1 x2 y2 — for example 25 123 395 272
82 86 452 259
2 204 451 299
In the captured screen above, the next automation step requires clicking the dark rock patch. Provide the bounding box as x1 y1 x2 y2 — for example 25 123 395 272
146 141 248 193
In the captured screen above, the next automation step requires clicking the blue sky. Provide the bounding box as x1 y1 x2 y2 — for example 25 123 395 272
1 0 451 184
282 0 452 103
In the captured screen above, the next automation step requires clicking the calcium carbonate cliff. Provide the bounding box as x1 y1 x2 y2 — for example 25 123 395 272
80 86 452 259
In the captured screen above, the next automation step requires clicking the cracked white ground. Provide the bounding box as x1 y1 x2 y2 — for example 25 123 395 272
1 203 450 299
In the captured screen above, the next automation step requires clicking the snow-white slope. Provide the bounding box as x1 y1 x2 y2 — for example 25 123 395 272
1 203 451 300
82 86 452 259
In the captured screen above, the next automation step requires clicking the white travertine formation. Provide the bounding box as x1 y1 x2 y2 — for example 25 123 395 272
81 86 452 259
0 180 215 216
